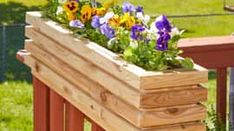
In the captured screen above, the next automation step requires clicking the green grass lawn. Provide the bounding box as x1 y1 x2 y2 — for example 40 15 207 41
0 81 32 130
0 0 233 130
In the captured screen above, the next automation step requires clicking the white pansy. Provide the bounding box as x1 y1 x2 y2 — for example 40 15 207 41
56 6 64 15
58 0 67 4
100 12 115 24
149 22 158 34
170 27 184 37
136 12 144 20
136 12 151 25
155 15 163 22
144 15 151 24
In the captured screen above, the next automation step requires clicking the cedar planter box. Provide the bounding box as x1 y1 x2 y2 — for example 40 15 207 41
22 11 208 130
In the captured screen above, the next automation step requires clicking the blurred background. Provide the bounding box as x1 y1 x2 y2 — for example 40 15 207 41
0 0 234 130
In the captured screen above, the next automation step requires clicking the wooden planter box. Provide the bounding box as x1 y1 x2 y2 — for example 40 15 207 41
22 12 208 131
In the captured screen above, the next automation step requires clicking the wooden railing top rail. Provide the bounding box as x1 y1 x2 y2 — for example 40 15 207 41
178 35 234 128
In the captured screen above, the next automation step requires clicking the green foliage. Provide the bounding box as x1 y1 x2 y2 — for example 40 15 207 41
206 105 226 131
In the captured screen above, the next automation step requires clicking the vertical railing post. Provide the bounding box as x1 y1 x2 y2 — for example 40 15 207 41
33 77 50 131
65 102 85 131
50 89 65 131
230 68 234 130
217 68 227 125
92 121 105 131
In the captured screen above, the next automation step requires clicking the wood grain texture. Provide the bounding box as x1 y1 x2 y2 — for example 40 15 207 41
142 122 206 131
30 59 206 130
24 41 206 127
25 11 208 90
25 27 207 109
22 52 206 127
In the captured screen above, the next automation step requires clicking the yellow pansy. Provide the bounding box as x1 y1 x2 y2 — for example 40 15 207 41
120 13 135 29
108 15 120 28
63 1 79 14
103 0 117 9
80 5 92 23
66 12 76 21
92 7 107 16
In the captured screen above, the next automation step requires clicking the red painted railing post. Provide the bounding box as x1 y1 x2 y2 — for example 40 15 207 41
33 77 50 131
50 89 65 131
217 68 227 125
92 121 105 131
65 102 85 131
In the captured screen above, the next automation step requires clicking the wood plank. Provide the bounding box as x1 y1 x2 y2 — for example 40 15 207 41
140 85 207 108
25 27 207 109
178 36 234 68
49 89 65 131
142 122 205 131
26 12 208 90
140 104 206 127
29 58 206 131
179 36 234 47
24 52 206 128
65 101 85 131
26 40 206 127
33 77 50 131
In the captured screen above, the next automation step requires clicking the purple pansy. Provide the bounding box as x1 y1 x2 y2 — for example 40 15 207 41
69 20 84 28
122 2 135 13
100 23 115 39
130 24 145 40
91 15 101 28
155 15 171 32
136 6 144 13
156 32 171 51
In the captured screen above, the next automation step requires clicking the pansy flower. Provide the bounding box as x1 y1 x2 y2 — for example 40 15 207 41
69 20 84 28
63 1 79 14
156 31 171 51
122 2 136 13
136 12 150 25
92 7 107 16
100 23 115 39
108 15 121 28
91 15 101 28
155 15 171 32
120 13 136 29
80 5 92 23
100 12 115 24
130 24 145 40
136 6 144 13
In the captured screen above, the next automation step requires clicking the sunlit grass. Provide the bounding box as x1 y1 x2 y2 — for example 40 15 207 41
0 81 33 130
